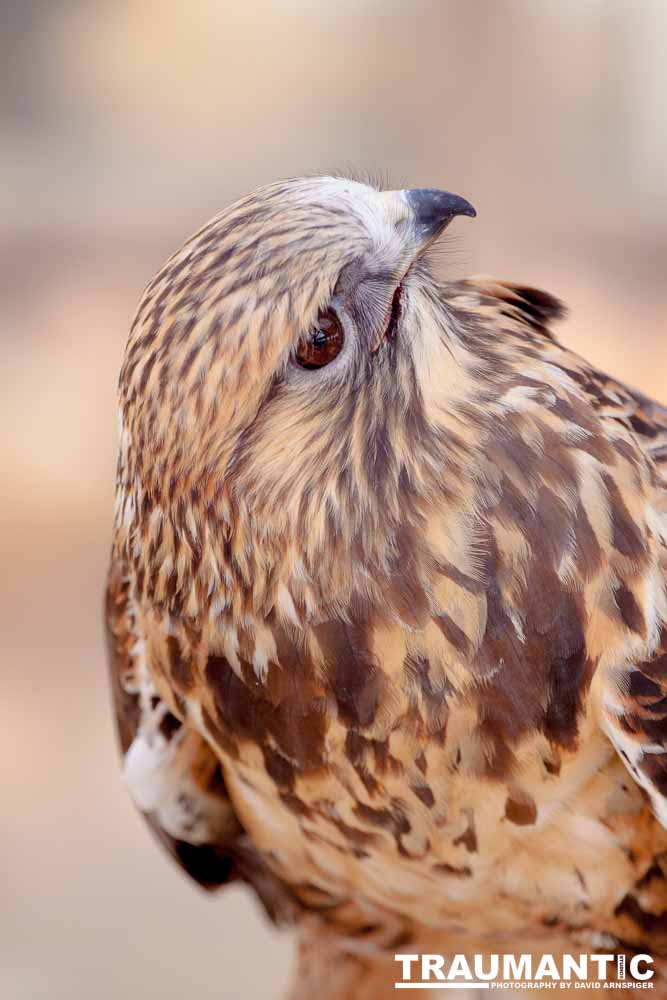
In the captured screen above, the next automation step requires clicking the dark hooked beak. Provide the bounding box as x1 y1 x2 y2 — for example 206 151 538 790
406 188 476 243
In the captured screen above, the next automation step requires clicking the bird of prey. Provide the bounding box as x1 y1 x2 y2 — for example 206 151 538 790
107 176 667 997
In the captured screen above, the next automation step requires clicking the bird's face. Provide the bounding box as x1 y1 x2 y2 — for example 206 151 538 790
120 177 476 612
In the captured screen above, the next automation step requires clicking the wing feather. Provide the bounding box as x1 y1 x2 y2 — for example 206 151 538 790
106 554 243 890
106 554 300 921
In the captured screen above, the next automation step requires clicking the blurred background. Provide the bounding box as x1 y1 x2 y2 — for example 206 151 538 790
2 1 666 998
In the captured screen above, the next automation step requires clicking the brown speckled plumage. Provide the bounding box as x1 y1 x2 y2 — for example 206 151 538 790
107 176 667 996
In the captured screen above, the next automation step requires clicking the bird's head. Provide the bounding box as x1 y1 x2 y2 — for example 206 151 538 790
118 176 477 618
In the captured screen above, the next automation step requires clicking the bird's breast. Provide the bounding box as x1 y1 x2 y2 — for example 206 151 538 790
216 714 662 937
173 628 666 938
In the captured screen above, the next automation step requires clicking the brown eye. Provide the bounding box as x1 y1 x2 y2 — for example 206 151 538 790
295 310 344 369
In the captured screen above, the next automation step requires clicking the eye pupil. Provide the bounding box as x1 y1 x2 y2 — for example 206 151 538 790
295 309 344 369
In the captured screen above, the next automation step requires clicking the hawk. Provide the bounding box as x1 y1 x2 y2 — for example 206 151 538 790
107 177 667 997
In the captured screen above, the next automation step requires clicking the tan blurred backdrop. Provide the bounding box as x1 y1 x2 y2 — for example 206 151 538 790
2 2 666 998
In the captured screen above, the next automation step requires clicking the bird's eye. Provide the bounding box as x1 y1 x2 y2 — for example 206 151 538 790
295 310 344 369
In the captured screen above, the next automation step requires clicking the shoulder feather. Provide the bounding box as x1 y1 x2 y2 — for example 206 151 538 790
449 275 566 341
